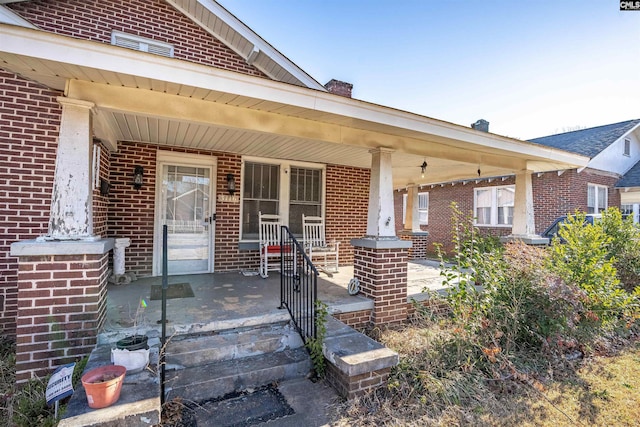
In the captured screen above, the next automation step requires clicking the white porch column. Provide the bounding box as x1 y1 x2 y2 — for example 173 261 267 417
505 169 548 244
366 148 396 238
46 97 96 240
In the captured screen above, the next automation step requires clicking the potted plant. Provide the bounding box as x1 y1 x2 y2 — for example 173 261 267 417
112 298 150 372
81 365 126 409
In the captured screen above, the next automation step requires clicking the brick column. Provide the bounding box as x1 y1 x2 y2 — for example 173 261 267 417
399 231 429 260
10 239 113 383
352 239 411 327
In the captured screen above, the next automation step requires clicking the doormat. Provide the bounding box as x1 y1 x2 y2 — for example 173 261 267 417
187 384 294 427
150 283 194 300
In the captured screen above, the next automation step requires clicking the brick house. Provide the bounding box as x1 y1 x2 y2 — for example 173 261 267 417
0 0 588 381
395 119 640 254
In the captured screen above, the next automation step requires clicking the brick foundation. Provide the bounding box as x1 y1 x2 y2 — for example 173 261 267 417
332 309 372 330
325 363 391 400
11 240 112 382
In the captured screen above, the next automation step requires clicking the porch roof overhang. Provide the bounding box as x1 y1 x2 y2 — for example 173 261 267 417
0 24 590 189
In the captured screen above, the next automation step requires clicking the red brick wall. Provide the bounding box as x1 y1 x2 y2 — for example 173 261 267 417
9 0 266 78
107 142 156 277
0 70 61 336
92 140 110 238
397 170 622 255
109 142 370 276
14 252 109 382
326 165 370 265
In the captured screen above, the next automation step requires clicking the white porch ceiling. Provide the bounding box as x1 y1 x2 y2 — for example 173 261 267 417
0 24 590 189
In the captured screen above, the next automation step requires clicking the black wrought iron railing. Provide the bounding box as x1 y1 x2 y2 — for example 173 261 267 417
279 226 318 344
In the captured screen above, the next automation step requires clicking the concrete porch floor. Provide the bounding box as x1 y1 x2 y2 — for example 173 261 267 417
100 259 450 342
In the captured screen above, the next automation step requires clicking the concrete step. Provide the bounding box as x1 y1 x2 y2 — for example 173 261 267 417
164 321 303 368
165 346 312 402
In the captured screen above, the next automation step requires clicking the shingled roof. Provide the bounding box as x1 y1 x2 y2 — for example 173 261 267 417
615 160 640 188
529 119 640 158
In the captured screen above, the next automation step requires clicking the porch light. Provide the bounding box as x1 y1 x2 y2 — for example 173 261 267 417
420 160 428 178
226 173 236 195
133 166 144 189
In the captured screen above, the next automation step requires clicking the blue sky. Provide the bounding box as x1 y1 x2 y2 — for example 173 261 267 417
217 1 639 140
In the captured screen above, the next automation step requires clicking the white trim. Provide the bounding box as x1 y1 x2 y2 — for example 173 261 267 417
239 156 326 242
0 5 36 28
111 30 174 57
187 0 326 90
0 25 590 172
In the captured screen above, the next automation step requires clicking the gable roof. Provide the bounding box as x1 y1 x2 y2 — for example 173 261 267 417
0 0 326 91
528 119 640 158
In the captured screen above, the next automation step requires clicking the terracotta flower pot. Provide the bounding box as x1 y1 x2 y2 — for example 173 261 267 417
81 365 126 409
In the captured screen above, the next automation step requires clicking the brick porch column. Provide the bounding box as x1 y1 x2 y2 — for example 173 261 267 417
10 240 113 383
352 148 412 327
399 231 429 260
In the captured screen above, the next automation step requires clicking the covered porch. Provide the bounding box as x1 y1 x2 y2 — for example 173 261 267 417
1 22 592 383
100 260 449 343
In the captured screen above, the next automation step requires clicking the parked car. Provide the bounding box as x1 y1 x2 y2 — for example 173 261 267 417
541 214 602 242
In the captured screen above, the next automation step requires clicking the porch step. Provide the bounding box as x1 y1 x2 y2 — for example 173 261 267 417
164 321 302 368
165 346 312 402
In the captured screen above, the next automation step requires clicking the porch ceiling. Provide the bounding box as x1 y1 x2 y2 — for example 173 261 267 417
0 24 590 189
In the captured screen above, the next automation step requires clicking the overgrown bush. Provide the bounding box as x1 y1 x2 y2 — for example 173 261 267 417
549 210 640 333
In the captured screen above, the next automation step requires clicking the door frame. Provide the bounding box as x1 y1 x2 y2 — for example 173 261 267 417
153 150 217 276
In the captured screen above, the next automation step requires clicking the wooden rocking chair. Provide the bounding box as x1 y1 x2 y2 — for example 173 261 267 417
302 214 339 276
258 211 286 278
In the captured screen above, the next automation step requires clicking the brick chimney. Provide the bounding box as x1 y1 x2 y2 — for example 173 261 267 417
471 119 489 132
324 79 353 98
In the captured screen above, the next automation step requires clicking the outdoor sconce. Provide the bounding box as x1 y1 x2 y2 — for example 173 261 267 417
226 173 236 195
133 166 144 190
420 160 428 178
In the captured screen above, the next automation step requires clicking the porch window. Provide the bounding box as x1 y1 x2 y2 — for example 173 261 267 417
241 160 324 240
474 185 514 226
402 192 429 225
587 184 607 214
288 167 322 235
242 162 280 239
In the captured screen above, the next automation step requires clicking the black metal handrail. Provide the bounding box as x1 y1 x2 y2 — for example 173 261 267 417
279 225 318 344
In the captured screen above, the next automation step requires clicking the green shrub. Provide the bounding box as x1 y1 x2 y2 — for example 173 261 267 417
549 211 635 329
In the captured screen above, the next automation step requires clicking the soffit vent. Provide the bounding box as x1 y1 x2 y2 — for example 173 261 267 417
111 30 174 58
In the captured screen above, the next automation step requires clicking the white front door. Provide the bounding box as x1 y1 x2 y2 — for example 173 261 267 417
154 152 216 275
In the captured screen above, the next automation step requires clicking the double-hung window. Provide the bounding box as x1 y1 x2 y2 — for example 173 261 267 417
241 159 324 240
587 184 607 214
474 185 514 226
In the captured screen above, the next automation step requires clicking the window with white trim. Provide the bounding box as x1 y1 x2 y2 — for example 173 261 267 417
474 185 514 226
587 183 607 214
241 160 324 240
111 30 174 57
402 192 429 225
624 138 631 157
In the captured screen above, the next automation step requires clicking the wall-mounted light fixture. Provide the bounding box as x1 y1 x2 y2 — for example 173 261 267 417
226 173 236 195
133 166 144 190
420 160 428 178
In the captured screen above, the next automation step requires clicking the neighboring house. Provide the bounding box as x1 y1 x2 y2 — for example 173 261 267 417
0 0 588 381
396 119 640 253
